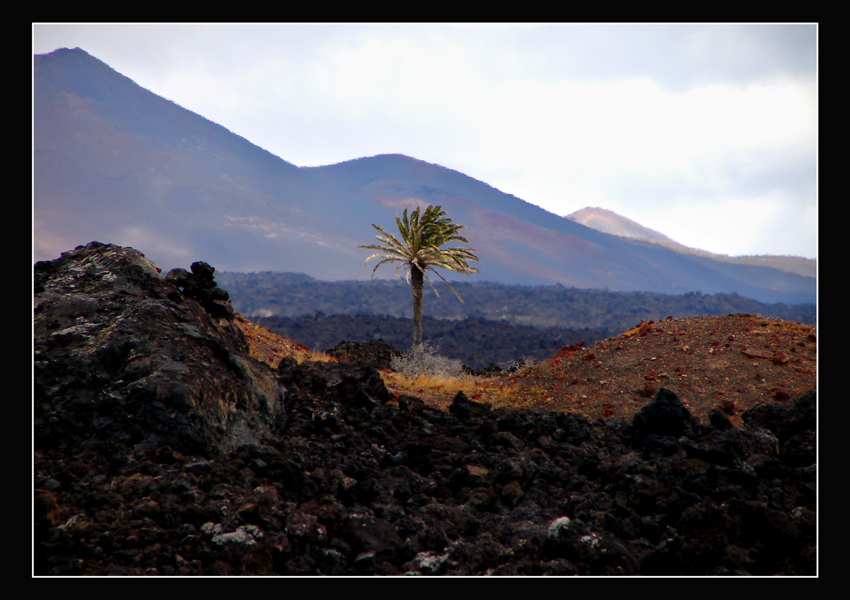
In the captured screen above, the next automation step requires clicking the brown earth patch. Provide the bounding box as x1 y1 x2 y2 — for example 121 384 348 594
238 313 817 428
235 314 323 367
507 314 816 427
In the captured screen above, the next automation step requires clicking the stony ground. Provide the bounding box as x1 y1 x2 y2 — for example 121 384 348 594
238 313 817 429
34 244 818 576
508 314 816 427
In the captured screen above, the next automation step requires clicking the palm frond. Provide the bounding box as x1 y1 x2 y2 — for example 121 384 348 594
358 203 479 295
358 204 480 347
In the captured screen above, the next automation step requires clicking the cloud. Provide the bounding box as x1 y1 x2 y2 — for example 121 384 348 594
632 189 817 259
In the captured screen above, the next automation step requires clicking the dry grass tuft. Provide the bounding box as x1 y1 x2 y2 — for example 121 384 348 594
236 312 816 426
235 314 337 368
381 364 532 412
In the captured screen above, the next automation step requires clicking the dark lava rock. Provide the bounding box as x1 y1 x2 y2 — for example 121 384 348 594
33 243 817 576
448 391 492 421
325 340 402 371
629 387 701 441
742 389 816 444
165 262 234 320
34 242 283 458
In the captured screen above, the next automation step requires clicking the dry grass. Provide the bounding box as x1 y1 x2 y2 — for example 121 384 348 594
236 312 816 426
235 314 338 368
237 313 532 410
380 367 531 411
237 311 606 413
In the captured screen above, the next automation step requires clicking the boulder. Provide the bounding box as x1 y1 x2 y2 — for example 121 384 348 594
742 389 816 443
165 260 233 319
34 242 283 457
628 387 700 452
325 340 402 370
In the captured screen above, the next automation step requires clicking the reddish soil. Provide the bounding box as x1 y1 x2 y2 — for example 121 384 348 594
236 314 316 367
510 314 817 427
238 313 817 428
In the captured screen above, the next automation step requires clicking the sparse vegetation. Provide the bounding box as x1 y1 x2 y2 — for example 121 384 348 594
235 314 339 368
390 343 465 379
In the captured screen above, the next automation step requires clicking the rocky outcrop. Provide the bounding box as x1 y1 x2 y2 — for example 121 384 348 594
33 243 816 575
164 261 235 320
34 242 284 458
324 339 402 371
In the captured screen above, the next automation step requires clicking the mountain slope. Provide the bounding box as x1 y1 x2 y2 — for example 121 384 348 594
303 155 815 302
567 207 816 279
567 206 680 245
33 47 815 304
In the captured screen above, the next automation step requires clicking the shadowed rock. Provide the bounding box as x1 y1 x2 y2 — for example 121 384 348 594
33 243 817 576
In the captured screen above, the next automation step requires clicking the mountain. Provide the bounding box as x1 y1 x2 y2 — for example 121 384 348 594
33 48 816 305
567 206 681 246
567 207 816 279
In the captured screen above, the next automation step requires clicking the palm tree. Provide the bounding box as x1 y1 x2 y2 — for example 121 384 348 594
359 204 480 349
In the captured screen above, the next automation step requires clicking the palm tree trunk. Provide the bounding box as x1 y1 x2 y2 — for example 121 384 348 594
410 264 424 349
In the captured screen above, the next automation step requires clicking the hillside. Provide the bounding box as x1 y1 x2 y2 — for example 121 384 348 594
34 47 815 305
567 206 682 246
34 242 817 575
215 271 815 367
568 207 817 279
235 308 816 429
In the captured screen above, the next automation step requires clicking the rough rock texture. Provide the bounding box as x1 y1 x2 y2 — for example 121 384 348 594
33 243 816 576
325 340 402 371
34 242 285 458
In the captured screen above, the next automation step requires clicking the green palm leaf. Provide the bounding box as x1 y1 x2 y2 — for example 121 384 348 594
358 204 480 348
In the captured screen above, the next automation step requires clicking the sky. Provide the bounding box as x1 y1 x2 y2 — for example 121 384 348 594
32 23 818 260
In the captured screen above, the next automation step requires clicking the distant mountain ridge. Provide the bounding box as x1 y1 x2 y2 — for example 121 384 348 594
33 47 816 305
567 207 816 279
567 206 680 246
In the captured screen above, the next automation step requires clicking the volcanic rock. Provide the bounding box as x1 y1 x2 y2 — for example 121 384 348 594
33 243 817 576
34 242 283 457
325 339 402 370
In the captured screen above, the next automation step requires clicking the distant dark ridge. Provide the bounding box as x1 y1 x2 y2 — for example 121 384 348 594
254 313 611 369
217 272 816 335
